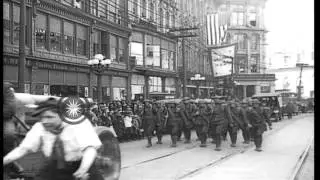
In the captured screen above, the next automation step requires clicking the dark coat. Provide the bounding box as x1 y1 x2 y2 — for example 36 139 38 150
211 105 228 125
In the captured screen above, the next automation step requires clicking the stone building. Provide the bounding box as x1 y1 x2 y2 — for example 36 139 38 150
207 0 276 98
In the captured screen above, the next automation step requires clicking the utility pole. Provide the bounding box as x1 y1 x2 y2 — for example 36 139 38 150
296 63 307 101
169 27 198 98
18 0 26 93
182 38 187 97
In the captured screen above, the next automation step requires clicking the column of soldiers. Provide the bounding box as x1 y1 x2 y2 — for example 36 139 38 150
142 98 273 152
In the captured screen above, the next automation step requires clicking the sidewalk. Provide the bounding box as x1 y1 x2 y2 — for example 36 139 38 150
182 114 314 180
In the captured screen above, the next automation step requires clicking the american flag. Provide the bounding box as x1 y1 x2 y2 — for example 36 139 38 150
206 13 228 46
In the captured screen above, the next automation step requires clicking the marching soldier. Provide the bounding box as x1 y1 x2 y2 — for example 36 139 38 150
142 100 157 148
210 100 228 151
167 102 184 147
246 99 268 151
182 99 195 144
154 102 167 144
193 100 210 147
261 101 273 130
240 100 252 144
226 100 241 147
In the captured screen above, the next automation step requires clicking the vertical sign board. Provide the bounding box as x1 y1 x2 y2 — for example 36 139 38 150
44 85 49 95
85 87 89 97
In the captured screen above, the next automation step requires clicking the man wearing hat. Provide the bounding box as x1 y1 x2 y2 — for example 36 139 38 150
261 101 273 130
142 100 157 147
240 99 252 144
167 102 184 147
3 97 104 180
226 100 242 147
210 99 228 151
246 99 268 152
181 98 195 143
154 101 167 144
193 100 210 147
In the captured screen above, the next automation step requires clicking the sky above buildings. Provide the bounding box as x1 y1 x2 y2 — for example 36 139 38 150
264 0 314 67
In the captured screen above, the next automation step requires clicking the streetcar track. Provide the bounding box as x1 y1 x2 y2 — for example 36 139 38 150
289 137 313 180
177 115 308 179
121 114 311 174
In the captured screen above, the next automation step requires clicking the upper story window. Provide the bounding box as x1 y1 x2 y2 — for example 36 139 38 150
251 34 260 50
166 11 170 28
159 8 163 28
234 34 247 50
141 0 146 18
149 2 154 21
146 35 160 67
63 21 75 54
3 2 10 44
132 0 138 15
171 15 175 28
248 12 256 27
90 0 98 16
49 17 62 52
92 30 101 55
76 24 87 56
13 4 20 45
231 12 244 26
35 13 48 50
110 34 117 61
119 37 126 63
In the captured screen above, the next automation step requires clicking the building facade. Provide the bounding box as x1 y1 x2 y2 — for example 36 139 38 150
207 0 276 98
128 0 179 100
267 66 314 98
3 0 181 102
176 0 213 98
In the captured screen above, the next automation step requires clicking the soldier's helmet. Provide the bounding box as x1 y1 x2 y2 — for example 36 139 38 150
252 99 260 104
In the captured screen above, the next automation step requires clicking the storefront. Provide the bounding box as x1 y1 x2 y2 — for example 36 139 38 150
112 76 127 101
131 74 145 100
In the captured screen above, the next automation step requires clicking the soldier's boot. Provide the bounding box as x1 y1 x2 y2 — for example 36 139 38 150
244 131 250 144
254 134 263 152
184 130 191 144
230 133 237 147
215 135 222 151
156 135 163 144
177 131 182 141
146 137 152 148
200 134 207 147
171 136 178 147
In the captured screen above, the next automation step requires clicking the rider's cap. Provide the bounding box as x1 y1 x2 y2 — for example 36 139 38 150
32 97 59 117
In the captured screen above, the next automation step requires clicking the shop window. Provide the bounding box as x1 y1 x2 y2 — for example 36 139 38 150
110 35 117 61
130 42 143 65
13 4 20 45
119 38 126 63
35 14 47 50
92 30 101 55
49 17 61 52
261 86 271 93
149 76 162 92
76 25 87 56
3 2 10 44
64 21 74 54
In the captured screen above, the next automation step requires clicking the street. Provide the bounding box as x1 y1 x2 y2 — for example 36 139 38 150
119 114 314 180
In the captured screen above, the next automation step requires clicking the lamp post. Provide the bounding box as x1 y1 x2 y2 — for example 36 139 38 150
87 54 112 103
190 74 205 99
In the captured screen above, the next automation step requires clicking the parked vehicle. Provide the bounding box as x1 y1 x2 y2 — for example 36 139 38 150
252 93 283 122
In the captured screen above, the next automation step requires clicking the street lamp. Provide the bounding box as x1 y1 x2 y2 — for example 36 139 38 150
190 74 205 98
87 54 112 103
